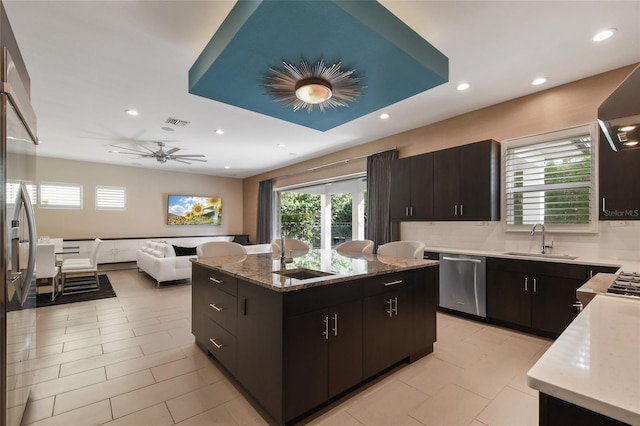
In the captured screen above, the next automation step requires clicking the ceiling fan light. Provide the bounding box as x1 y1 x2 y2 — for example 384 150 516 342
295 78 333 104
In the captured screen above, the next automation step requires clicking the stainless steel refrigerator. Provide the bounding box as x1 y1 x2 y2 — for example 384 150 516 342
0 3 39 425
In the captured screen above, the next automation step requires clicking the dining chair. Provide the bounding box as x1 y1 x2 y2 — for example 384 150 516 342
376 240 425 259
35 243 60 300
49 237 64 264
271 238 310 253
336 239 374 255
61 238 102 294
196 241 247 258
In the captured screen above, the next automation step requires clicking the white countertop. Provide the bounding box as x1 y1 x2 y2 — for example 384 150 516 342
526 294 640 424
423 245 640 272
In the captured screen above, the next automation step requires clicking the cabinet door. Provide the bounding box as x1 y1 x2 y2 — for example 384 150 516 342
328 299 362 398
236 281 283 423
459 140 499 220
363 292 393 377
531 275 584 335
388 285 413 365
599 133 640 220
433 147 460 219
284 308 329 421
487 266 531 327
390 158 412 220
409 153 434 219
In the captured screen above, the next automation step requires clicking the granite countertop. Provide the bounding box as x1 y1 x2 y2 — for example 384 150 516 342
527 294 640 424
423 245 640 271
192 249 438 292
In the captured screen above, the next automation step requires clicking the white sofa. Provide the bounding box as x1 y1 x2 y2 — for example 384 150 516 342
137 236 233 287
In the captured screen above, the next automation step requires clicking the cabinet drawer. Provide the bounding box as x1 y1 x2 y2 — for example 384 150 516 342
364 272 408 297
203 316 237 375
204 285 237 335
194 264 237 296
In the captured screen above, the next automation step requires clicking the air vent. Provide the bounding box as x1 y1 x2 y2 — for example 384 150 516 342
165 117 190 127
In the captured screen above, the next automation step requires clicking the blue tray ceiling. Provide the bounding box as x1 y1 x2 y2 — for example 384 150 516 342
189 0 449 132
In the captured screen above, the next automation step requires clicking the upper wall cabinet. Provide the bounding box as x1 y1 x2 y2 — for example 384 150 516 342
390 152 434 220
599 131 640 220
433 139 500 220
391 140 500 222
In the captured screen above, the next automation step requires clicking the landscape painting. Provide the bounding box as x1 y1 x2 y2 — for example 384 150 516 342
167 195 222 225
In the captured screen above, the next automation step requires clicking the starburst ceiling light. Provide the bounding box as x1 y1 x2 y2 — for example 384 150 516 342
264 59 363 112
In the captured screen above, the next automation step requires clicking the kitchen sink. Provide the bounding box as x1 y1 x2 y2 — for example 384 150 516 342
273 268 334 280
503 252 578 260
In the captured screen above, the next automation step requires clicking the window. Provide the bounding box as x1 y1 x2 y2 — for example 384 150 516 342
39 182 82 209
6 182 37 205
503 124 597 232
96 186 126 210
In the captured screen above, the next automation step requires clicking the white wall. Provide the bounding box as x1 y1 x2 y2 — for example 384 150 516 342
35 157 243 239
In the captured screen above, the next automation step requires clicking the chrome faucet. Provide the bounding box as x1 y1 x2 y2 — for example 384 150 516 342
280 235 292 266
531 223 552 254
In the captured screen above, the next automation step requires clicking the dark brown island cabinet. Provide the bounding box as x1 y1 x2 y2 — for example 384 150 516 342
486 258 618 337
390 139 501 222
191 261 438 425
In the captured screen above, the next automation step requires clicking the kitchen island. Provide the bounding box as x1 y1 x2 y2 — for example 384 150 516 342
527 294 640 425
191 249 439 425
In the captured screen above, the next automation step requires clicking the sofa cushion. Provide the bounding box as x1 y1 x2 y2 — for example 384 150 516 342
173 245 197 256
149 249 164 258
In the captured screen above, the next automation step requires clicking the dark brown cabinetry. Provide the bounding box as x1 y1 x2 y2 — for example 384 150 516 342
487 258 588 336
433 139 501 220
390 153 434 220
599 131 640 220
192 265 238 374
390 140 500 222
192 263 438 425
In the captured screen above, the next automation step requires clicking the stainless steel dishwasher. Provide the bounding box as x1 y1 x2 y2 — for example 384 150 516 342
439 253 486 317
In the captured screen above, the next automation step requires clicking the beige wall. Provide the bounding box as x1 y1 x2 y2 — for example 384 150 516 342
35 158 243 239
242 64 637 243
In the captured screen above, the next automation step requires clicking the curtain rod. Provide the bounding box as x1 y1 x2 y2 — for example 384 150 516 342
274 147 397 180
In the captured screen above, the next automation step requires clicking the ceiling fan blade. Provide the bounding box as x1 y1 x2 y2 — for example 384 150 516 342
165 147 180 155
172 154 206 158
111 145 149 155
172 158 193 165
172 157 207 163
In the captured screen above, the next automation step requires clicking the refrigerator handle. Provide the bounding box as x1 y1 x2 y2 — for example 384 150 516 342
13 183 37 307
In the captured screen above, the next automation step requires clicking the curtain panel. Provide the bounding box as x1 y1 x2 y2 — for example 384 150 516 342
256 179 274 244
366 149 398 252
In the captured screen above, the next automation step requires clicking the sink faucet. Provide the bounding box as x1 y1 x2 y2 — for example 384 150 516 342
280 235 292 266
531 223 553 254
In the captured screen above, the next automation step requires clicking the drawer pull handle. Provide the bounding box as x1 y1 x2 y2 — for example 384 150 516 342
384 280 403 287
209 303 223 312
209 277 223 284
209 338 223 349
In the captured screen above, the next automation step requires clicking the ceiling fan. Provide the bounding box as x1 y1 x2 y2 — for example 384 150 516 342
111 141 206 165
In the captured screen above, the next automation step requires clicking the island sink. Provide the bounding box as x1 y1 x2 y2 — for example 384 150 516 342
273 268 334 280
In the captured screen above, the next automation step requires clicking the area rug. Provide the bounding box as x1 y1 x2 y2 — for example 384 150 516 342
36 274 116 308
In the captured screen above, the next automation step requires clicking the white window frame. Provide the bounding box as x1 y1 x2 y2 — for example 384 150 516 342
96 185 126 211
502 123 598 234
38 182 83 209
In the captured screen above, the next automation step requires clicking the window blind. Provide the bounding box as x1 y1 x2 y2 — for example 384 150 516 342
96 186 126 210
505 134 592 226
39 182 82 209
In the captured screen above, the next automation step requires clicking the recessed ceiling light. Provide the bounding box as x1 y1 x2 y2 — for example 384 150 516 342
125 109 139 116
623 141 639 146
215 129 224 135
109 150 120 154
224 165 230 169
278 143 286 148
593 29 616 42
457 82 470 91
620 125 636 132
532 77 547 86
379 113 390 119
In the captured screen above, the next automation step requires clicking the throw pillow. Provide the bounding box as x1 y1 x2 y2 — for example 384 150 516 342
173 245 197 256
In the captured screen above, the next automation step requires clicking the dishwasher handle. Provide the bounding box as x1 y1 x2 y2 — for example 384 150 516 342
441 256 482 264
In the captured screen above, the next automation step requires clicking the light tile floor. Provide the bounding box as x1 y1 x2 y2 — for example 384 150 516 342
7 268 552 425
